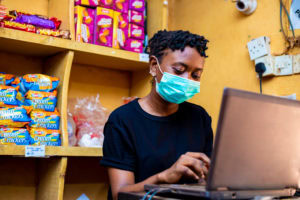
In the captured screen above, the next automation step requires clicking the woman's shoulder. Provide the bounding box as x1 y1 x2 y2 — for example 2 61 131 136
107 99 139 123
181 101 211 118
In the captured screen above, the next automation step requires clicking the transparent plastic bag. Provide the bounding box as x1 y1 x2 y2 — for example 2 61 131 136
67 112 77 146
70 94 109 147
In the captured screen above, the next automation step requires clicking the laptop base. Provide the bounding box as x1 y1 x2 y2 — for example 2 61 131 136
145 184 296 200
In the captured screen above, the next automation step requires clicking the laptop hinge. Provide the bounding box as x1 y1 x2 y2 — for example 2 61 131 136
217 187 229 191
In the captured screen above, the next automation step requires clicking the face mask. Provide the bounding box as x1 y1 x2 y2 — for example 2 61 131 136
154 58 200 104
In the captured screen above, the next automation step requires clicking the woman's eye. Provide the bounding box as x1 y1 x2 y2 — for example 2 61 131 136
174 68 184 74
192 73 201 80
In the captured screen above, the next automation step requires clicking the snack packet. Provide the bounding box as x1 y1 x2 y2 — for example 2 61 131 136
0 73 15 85
113 11 129 49
114 0 129 13
22 74 59 92
75 0 99 7
29 109 60 130
95 7 114 47
75 6 96 44
25 90 57 112
0 85 19 106
0 106 31 128
11 76 27 94
99 0 114 9
129 0 145 12
30 128 61 146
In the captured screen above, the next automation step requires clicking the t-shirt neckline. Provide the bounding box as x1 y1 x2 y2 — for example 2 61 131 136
131 98 182 122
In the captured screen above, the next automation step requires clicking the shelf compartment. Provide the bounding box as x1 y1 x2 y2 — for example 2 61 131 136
0 28 149 71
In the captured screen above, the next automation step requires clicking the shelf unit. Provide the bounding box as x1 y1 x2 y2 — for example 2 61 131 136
0 0 167 199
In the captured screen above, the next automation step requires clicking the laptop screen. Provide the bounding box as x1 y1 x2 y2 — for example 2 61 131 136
207 88 300 191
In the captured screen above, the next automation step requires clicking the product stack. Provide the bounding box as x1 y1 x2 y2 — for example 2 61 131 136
0 9 70 39
0 73 61 146
75 0 146 53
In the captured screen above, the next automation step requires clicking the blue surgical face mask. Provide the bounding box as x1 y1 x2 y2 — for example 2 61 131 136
154 58 200 104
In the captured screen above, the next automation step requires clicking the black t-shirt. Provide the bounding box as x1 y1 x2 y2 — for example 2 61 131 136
100 99 213 199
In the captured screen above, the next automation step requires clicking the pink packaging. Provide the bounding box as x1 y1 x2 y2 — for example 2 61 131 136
74 0 99 7
129 0 145 12
114 0 129 13
129 10 144 26
125 39 143 53
113 12 129 49
95 7 114 47
74 6 96 44
99 0 114 9
129 24 144 40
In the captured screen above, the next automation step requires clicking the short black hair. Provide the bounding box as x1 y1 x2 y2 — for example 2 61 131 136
146 30 208 63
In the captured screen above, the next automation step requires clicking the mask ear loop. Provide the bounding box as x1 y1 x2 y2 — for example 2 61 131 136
154 57 164 75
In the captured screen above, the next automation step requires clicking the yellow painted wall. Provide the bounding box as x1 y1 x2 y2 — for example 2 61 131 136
165 0 300 132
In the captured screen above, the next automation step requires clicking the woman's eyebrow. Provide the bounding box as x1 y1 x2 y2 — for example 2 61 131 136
173 62 189 68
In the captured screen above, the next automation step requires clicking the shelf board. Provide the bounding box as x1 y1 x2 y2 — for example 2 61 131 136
0 145 103 157
0 28 148 71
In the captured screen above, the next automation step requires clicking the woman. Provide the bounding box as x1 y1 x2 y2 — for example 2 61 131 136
101 30 213 200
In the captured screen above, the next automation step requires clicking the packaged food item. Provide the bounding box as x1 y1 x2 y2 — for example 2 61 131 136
30 128 61 146
125 39 143 53
0 127 30 139
129 0 145 12
25 90 57 112
114 0 129 13
129 10 144 26
11 76 27 94
128 23 144 40
74 0 99 7
0 3 7 20
0 106 31 128
95 7 114 47
113 11 128 49
0 85 19 106
99 0 114 9
0 73 15 85
2 20 36 33
10 10 61 30
30 109 60 130
36 28 71 39
0 131 30 145
22 74 59 92
75 6 96 44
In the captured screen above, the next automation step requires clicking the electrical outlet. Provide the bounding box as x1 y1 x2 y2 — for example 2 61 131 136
254 55 275 77
274 55 293 76
293 54 300 74
247 36 271 60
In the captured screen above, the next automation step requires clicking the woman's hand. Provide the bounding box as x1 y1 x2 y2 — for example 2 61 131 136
158 152 210 183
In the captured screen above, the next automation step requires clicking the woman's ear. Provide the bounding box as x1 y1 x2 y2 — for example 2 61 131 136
149 56 158 77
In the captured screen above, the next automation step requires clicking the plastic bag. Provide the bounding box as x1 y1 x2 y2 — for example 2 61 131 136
70 94 109 147
67 112 77 146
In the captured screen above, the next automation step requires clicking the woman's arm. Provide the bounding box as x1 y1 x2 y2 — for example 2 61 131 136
108 152 210 200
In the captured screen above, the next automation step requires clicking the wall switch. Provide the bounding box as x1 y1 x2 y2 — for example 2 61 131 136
293 54 300 74
254 55 275 77
247 36 271 60
274 55 293 76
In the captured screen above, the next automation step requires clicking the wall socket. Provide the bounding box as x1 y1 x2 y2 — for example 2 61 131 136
254 55 275 77
247 36 271 60
274 55 293 76
293 54 300 74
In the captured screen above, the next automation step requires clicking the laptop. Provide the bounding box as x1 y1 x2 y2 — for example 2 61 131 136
145 88 300 199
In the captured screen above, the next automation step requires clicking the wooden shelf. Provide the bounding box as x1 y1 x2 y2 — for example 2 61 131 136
0 145 103 157
0 28 148 71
